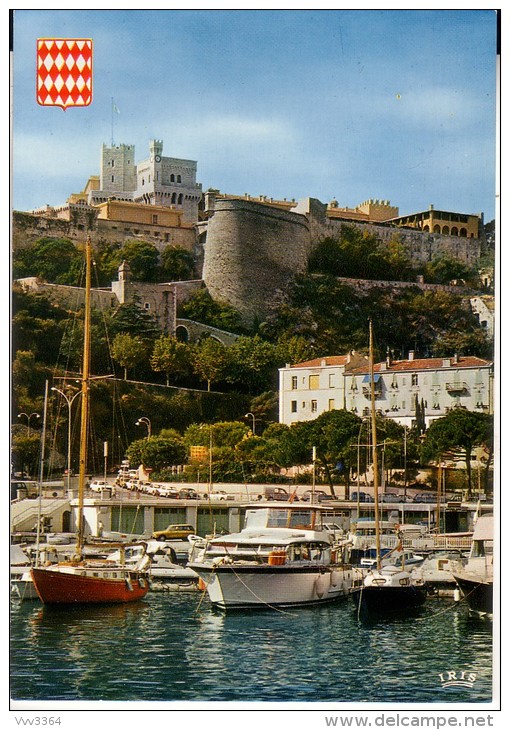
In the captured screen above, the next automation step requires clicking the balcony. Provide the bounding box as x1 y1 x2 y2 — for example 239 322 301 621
362 386 382 398
445 382 468 393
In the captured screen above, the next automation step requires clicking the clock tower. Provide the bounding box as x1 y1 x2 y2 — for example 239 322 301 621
149 139 163 162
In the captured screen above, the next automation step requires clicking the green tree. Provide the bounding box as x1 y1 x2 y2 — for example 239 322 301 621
11 431 41 477
121 240 160 282
423 255 474 285
160 246 195 281
274 334 316 366
109 296 160 340
13 237 82 284
191 337 230 391
226 335 278 393
294 410 363 496
248 391 279 431
422 410 494 498
260 422 306 471
179 288 244 333
183 421 249 450
150 335 191 385
111 333 147 380
128 436 186 472
92 240 123 285
12 285 70 364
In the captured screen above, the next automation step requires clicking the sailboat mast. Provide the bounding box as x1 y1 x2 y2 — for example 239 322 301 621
35 380 49 567
369 320 381 569
76 236 92 557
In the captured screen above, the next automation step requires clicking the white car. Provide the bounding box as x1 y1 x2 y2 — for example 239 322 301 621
90 480 113 495
206 490 232 501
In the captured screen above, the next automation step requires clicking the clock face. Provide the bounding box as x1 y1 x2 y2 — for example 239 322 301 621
155 155 161 163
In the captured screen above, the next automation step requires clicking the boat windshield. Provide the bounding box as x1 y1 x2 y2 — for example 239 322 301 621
243 507 319 530
472 539 493 558
267 509 315 529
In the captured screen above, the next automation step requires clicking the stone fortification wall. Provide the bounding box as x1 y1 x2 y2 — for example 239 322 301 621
332 276 468 295
12 211 90 250
203 198 310 322
297 198 482 266
12 210 196 254
16 278 117 312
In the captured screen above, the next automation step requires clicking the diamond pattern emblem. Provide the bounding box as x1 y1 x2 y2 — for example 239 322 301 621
37 39 93 110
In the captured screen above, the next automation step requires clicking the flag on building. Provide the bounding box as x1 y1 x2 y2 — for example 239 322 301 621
36 38 93 110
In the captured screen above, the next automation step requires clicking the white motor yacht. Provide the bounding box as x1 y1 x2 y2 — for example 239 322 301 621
188 502 363 610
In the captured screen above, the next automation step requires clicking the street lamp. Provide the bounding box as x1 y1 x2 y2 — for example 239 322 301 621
51 386 81 496
17 412 40 435
136 417 152 439
244 412 256 435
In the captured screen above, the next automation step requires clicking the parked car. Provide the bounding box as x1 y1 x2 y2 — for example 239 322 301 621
157 486 180 498
204 490 232 501
263 486 290 501
350 491 374 503
413 492 441 503
380 493 405 503
89 480 113 496
152 524 196 541
301 489 329 502
179 488 200 500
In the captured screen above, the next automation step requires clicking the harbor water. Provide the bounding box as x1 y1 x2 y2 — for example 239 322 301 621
10 591 493 705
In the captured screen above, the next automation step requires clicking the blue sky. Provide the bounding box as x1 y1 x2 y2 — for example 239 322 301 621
11 9 498 220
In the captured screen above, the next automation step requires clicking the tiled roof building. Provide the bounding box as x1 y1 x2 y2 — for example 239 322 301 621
279 351 493 427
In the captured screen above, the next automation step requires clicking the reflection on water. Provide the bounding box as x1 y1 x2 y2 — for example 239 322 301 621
10 592 493 703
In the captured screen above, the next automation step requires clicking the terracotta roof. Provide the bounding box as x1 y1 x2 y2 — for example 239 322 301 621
290 355 352 368
349 356 492 374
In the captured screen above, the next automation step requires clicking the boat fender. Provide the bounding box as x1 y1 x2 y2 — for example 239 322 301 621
125 577 133 591
453 588 461 602
139 578 146 589
315 573 329 599
331 570 342 588
198 577 207 591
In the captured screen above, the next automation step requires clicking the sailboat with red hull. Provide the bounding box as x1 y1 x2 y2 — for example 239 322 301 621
31 236 150 605
31 560 149 604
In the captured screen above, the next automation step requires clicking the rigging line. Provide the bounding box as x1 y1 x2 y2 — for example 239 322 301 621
128 503 142 538
411 596 463 621
89 252 130 463
194 566 215 614
220 542 295 615
52 255 87 380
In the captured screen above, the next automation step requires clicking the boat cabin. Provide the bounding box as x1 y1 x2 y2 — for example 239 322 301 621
243 503 326 531
469 514 493 560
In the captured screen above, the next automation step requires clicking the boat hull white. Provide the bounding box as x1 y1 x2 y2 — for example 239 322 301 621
11 572 40 601
189 563 361 609
148 565 200 592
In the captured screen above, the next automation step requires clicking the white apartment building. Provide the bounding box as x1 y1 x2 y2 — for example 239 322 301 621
279 352 493 428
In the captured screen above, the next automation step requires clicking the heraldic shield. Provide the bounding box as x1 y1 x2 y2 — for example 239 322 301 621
37 38 93 110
